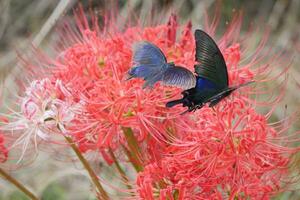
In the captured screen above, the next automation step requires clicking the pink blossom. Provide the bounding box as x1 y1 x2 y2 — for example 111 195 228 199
1 78 79 161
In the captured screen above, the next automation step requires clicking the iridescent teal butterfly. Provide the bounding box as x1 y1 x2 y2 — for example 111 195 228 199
127 29 252 113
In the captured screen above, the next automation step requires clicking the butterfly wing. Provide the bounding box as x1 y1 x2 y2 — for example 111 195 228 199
194 30 228 88
133 41 167 67
162 66 196 90
128 41 195 89
128 41 167 85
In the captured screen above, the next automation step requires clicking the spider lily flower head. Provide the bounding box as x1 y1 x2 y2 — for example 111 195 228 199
1 78 79 162
136 105 299 199
45 9 201 157
21 78 75 133
133 14 300 200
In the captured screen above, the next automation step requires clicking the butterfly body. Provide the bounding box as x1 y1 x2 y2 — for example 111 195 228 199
167 76 234 111
127 30 252 113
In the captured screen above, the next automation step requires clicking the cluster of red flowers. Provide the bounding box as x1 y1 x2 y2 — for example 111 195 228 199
1 7 299 200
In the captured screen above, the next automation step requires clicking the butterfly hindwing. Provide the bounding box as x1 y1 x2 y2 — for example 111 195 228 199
162 65 196 90
129 41 195 89
194 30 228 88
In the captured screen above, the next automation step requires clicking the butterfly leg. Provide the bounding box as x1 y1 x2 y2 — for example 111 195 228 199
181 103 203 115
181 90 189 97
193 104 204 111
188 104 203 112
211 106 216 112
180 104 194 115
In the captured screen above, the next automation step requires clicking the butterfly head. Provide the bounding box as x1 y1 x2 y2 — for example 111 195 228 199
168 62 175 67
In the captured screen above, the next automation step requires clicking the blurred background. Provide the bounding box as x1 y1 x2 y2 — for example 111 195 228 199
0 0 299 199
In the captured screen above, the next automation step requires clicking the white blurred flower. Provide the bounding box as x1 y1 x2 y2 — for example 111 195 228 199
1 78 80 162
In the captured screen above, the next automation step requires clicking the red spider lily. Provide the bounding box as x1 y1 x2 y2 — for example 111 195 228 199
133 14 299 200
49 11 199 157
137 104 298 199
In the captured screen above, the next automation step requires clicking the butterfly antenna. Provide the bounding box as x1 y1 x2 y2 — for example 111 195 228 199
166 99 185 108
237 80 255 88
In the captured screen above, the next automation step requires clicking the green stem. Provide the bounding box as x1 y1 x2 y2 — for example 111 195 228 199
121 127 143 172
64 136 109 200
108 148 133 193
0 167 39 200
122 145 143 172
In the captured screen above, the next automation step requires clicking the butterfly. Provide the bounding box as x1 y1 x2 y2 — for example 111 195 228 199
127 29 252 113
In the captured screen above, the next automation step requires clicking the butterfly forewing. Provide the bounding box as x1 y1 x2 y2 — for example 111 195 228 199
130 42 168 84
194 30 228 88
133 41 167 67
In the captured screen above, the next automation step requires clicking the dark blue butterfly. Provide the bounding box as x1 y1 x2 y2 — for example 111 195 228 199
127 30 252 113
